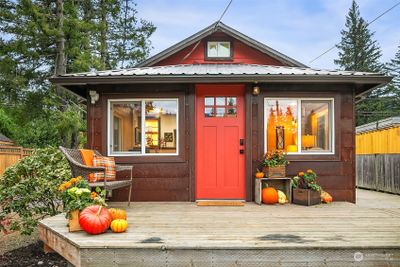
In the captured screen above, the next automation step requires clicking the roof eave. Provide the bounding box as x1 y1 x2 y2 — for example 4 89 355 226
50 74 391 87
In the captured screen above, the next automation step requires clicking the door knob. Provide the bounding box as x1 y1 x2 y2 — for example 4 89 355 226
240 149 245 154
240 139 244 145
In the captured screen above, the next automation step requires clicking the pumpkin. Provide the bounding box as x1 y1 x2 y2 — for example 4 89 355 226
321 191 333 203
108 208 127 220
79 205 112 235
262 187 278 204
255 170 264 179
110 219 128 233
277 190 288 204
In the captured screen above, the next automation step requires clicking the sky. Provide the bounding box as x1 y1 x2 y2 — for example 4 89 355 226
135 0 400 70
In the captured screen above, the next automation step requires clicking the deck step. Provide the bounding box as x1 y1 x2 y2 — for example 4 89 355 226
196 200 245 206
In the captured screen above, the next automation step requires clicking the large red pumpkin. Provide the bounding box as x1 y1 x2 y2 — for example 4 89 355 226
79 205 112 235
262 187 279 204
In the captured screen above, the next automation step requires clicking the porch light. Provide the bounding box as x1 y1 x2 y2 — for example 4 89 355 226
89 90 99 105
252 82 260 95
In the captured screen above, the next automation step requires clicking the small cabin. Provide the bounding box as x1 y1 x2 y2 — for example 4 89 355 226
51 22 390 203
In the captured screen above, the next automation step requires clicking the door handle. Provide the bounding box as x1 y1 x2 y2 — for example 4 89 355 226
240 149 245 154
240 139 244 146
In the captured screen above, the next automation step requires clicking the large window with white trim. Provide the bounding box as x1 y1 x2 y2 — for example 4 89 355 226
108 99 178 156
264 98 334 154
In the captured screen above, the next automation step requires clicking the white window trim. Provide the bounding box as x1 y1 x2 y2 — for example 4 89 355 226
207 41 231 58
107 98 179 157
263 97 335 155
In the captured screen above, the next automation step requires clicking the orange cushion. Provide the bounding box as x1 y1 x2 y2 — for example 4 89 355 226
80 149 95 181
92 155 116 181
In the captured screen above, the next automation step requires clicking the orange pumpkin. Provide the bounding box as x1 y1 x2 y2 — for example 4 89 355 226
110 219 128 233
108 208 127 220
255 171 264 178
262 187 278 204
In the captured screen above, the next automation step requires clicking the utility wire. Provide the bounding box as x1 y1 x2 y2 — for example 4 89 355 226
214 0 233 29
309 1 400 64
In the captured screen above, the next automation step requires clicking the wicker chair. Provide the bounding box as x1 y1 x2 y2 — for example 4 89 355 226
59 146 133 206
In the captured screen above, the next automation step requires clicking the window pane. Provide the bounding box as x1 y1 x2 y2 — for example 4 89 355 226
145 100 178 154
227 97 236 106
215 97 225 106
301 100 331 152
218 42 231 57
205 107 214 117
111 101 142 153
207 42 218 57
265 99 298 153
215 107 225 117
226 107 237 117
205 97 214 106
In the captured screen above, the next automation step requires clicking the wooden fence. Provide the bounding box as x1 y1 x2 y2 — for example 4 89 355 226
356 154 400 194
0 146 34 176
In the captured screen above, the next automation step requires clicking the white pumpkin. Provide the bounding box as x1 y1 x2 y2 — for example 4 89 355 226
277 190 288 204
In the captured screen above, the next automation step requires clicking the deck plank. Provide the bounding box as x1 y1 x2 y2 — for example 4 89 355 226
38 202 400 266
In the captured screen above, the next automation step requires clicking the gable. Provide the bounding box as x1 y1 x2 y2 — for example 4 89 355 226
137 22 307 67
156 32 286 66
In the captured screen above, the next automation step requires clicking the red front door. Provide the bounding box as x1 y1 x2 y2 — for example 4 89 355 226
196 84 246 199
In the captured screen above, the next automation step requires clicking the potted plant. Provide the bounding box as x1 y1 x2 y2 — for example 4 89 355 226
291 169 322 206
58 176 106 231
262 150 289 178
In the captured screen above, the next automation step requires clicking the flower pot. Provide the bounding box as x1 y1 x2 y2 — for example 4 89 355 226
263 165 286 178
292 188 321 206
68 210 82 232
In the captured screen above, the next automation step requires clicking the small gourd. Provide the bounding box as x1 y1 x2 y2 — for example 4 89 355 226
108 208 127 220
110 219 128 233
321 191 333 203
255 169 264 179
277 190 288 204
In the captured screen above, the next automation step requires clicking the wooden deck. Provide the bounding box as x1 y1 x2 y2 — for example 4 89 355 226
39 202 400 267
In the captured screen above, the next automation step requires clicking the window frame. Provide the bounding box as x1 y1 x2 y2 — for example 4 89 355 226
107 98 179 157
205 41 233 60
263 97 335 155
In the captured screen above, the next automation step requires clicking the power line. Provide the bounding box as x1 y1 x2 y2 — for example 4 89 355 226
214 0 233 29
308 1 400 64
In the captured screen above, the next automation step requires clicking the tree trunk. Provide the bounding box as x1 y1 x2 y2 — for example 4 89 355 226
99 0 108 70
55 0 66 76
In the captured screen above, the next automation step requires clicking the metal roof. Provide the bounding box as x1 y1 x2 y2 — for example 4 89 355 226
356 116 400 134
135 22 307 68
57 64 384 78
0 132 13 143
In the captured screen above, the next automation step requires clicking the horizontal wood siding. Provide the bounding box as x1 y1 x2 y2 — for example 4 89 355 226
356 127 400 154
253 84 356 202
156 32 286 66
87 84 192 201
356 154 400 194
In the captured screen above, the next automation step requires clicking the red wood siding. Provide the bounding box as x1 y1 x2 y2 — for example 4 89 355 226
155 32 287 66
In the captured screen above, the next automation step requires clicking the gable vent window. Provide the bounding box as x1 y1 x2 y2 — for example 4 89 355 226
206 41 231 59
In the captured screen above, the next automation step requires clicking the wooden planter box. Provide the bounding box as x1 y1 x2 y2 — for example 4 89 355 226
68 210 82 232
264 165 286 178
292 188 321 206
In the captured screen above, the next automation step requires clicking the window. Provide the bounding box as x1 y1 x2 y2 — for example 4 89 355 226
204 96 237 117
264 98 334 154
207 41 231 58
109 99 178 156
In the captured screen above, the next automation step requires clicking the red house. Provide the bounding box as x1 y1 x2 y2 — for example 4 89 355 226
51 22 390 203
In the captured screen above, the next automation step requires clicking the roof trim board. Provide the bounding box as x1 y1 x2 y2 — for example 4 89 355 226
135 22 307 68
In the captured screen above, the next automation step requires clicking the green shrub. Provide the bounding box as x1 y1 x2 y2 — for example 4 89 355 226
0 147 71 235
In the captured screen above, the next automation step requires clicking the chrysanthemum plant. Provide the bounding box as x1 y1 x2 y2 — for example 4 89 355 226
292 169 322 192
58 176 107 218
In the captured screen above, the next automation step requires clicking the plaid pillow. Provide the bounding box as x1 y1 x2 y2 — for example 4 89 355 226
92 155 116 181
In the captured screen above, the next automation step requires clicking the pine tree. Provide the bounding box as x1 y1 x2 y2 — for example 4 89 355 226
335 0 383 72
334 0 389 125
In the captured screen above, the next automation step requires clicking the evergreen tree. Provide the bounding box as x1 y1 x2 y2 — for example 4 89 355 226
335 0 388 125
0 0 155 147
335 0 382 72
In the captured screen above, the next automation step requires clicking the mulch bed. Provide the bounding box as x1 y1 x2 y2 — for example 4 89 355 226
0 241 67 267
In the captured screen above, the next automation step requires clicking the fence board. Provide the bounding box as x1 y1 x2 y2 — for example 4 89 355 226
356 154 400 194
0 146 33 176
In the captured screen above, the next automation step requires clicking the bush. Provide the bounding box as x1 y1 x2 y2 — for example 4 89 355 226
0 147 71 235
